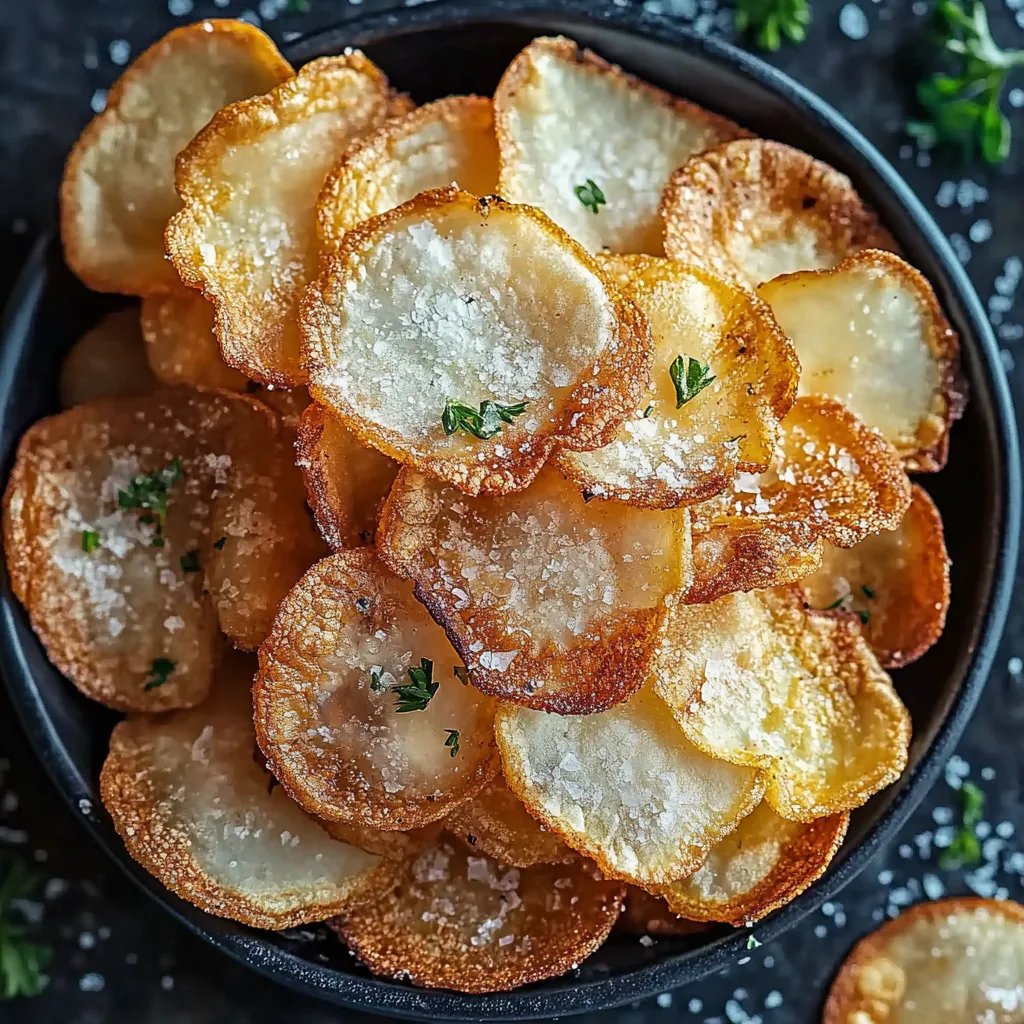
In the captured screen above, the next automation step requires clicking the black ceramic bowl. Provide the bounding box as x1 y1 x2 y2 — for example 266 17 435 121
1 1 1020 1019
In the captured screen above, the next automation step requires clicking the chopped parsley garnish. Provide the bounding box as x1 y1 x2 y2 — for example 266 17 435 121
442 398 527 441
180 550 200 574
117 458 182 544
669 355 716 408
0 855 51 999
746 934 762 950
284 0 310 11
642 404 655 419
213 536 227 550
444 729 460 758
81 530 100 553
861 584 876 599
858 609 872 626
573 178 606 214
938 780 985 870
824 595 848 611
454 665 470 686
369 666 387 693
391 658 438 712
143 657 176 691
735 0 811 51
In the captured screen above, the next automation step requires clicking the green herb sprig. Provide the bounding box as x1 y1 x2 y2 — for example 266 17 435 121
938 780 985 870
81 530 100 553
669 356 716 408
444 729 460 758
143 657 176 691
734 0 811 51
574 179 606 215
118 458 182 547
442 399 527 441
392 658 438 713
0 856 51 1000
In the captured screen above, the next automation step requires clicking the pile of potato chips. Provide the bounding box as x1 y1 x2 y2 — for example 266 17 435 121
3 21 965 994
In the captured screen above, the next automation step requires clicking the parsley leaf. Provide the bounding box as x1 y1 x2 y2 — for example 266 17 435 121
938 780 985 870
824 595 849 611
180 550 200 574
444 729 460 758
861 584 877 599
81 530 100 553
573 179 606 215
734 0 811 51
642 404 655 419
746 934 761 950
391 658 438 712
0 855 51 1000
213 536 227 550
442 399 527 440
143 657 176 691
117 458 182 544
858 609 872 626
369 666 387 693
669 355 716 408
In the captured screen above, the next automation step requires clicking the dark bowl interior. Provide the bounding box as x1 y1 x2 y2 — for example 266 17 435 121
0 1 1019 1020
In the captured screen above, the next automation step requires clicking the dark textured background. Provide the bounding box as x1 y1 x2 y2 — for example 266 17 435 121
0 1 1022 1021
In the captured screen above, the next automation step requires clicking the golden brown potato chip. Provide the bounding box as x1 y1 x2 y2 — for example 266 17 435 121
758 249 964 472
302 188 651 496
653 588 911 822
3 387 322 710
295 404 400 550
318 95 499 250
59 308 157 408
662 139 897 288
377 466 690 714
100 650 386 928
800 485 950 669
254 549 499 830
823 898 1024 1024
557 255 798 508
320 819 440 860
494 37 747 255
654 802 848 925
496 685 766 886
61 21 292 295
140 288 249 391
249 386 310 431
332 836 625 992
444 776 574 868
166 54 411 387
616 887 711 936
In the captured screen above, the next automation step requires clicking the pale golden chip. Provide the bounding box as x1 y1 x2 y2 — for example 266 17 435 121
249 385 310 431
616 886 711 936
302 188 651 496
253 549 499 830
61 20 292 295
59 308 157 408
824 898 1024 1024
662 139 897 288
654 802 848 925
800 485 950 669
557 255 798 508
295 404 400 550
377 466 690 714
494 37 747 255
653 588 911 822
496 685 766 886
758 249 964 472
166 54 411 387
140 288 249 391
100 650 386 929
2 387 321 710
318 95 499 250
332 837 624 992
320 819 440 860
444 776 573 868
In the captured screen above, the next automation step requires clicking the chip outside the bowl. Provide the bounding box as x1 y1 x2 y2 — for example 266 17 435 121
61 20 293 296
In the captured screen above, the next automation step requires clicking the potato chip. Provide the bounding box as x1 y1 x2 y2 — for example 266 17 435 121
100 650 386 928
318 95 499 251
249 385 310 430
496 686 766 885
444 776 574 868
653 588 911 822
494 37 747 255
302 188 651 496
320 819 440 860
616 886 711 936
254 549 499 830
295 404 400 550
61 21 292 295
800 485 950 669
654 802 848 925
823 898 1024 1024
662 139 897 288
332 836 624 992
2 387 321 710
166 54 411 387
140 288 249 391
377 466 690 714
557 255 798 508
758 249 964 472
59 308 157 408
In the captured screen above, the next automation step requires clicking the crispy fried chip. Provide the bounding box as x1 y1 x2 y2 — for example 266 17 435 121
444 776 573 868
332 837 624 992
654 802 848 925
100 650 386 928
496 686 766 885
557 255 798 508
653 588 911 822
295 404 400 549
823 898 1024 1024
140 288 249 391
3 386 322 709
662 139 897 288
800 485 950 669
59 308 157 408
166 54 411 386
494 37 747 255
318 95 499 250
616 886 711 936
250 385 310 430
758 249 964 471
302 188 651 496
320 819 440 860
61 21 292 295
377 466 690 714
254 549 499 830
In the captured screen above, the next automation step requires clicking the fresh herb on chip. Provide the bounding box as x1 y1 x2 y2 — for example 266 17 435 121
454 665 470 686
734 0 811 52
213 535 227 550
117 458 182 544
444 729 460 758
669 355 716 408
392 658 438 712
81 530 100 553
573 178 606 214
642 404 655 419
938 780 985 869
442 398 527 440
143 657 176 691
180 550 200 573
746 933 762 950
0 855 51 1000
370 666 387 693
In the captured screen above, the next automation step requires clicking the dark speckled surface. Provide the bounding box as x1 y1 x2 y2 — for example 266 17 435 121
0 1 1023 1021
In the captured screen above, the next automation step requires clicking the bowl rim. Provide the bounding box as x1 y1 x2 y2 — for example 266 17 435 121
1 1 1020 1019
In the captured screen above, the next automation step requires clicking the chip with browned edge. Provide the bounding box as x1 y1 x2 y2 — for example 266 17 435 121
615 886 711 936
